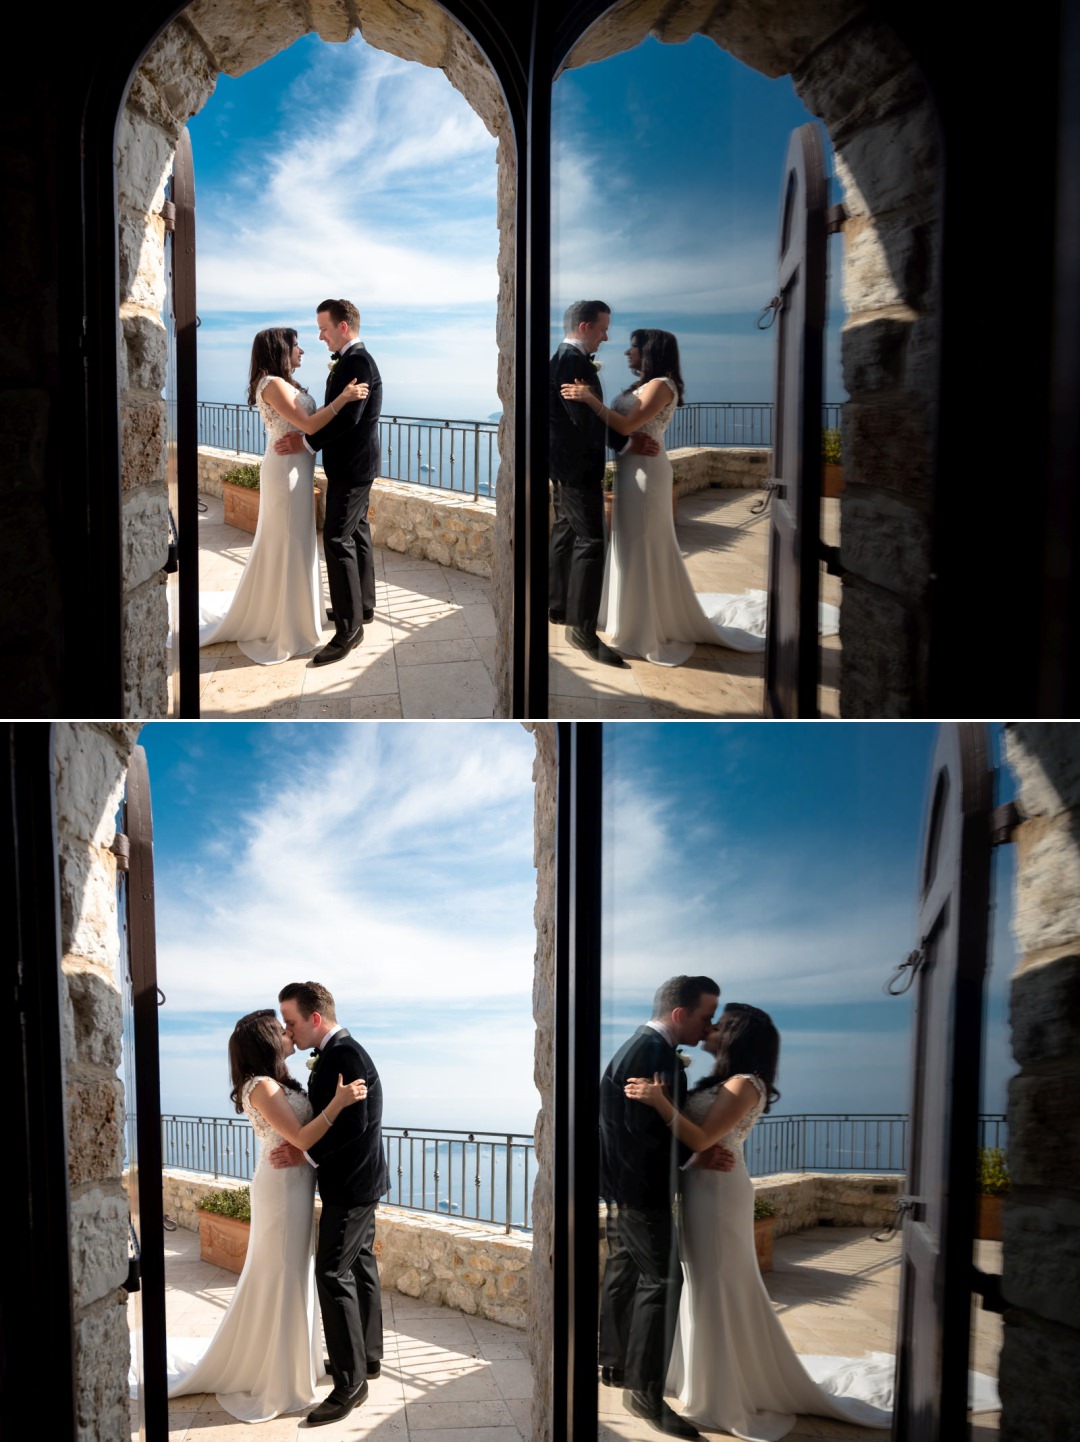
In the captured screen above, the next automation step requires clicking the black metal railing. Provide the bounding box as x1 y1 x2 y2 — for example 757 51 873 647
744 1113 1008 1176
159 1115 534 1234
665 401 844 450
196 402 500 500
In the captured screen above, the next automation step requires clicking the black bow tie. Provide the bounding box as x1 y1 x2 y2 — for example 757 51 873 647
587 352 597 360
330 352 340 360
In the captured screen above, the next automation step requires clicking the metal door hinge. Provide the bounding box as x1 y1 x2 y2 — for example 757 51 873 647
990 801 1021 846
826 203 847 234
111 832 130 872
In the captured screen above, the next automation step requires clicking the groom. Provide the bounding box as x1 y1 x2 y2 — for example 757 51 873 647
599 975 728 1440
549 299 658 667
271 980 389 1427
275 298 382 666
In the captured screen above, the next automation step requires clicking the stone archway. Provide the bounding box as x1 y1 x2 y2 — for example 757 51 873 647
117 0 518 716
558 0 940 716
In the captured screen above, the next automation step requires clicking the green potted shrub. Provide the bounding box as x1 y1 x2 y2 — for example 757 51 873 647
753 1194 777 1272
822 428 844 498
197 1185 252 1273
602 463 616 531
976 1147 1009 1241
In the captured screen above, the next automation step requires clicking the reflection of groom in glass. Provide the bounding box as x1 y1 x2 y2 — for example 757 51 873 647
548 299 658 667
599 975 728 1440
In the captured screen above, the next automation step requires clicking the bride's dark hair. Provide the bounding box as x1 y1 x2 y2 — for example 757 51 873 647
689 1002 781 1113
627 328 685 405
228 1008 303 1114
247 327 299 405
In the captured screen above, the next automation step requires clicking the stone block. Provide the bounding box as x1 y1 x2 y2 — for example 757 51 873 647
70 1186 128 1308
793 18 930 142
53 725 135 843
998 1310 1080 1442
842 213 936 316
699 0 861 81
66 961 124 1070
840 490 931 597
833 105 939 222
1011 814 1080 956
121 573 170 718
67 1076 125 1187
115 108 174 215
357 0 449 70
59 846 119 968
838 582 921 716
842 399 934 503
135 19 220 129
75 1296 131 1442
1009 953 1080 1067
118 207 167 311
1003 1192 1080 1331
1008 1074 1080 1191
121 396 168 494
184 0 308 77
120 308 168 393
1006 724 1080 815
123 485 170 591
445 1280 478 1314
444 24 508 137
308 0 354 44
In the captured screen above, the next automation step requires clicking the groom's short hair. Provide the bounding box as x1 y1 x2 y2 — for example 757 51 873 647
279 980 337 1021
652 974 720 1018
563 299 611 333
317 298 360 333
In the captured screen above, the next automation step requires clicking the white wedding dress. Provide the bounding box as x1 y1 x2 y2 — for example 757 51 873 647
161 1079 322 1422
198 377 323 664
598 378 839 665
669 1075 891 1439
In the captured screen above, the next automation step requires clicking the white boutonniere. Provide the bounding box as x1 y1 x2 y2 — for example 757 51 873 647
676 1049 692 1069
328 358 339 373
306 1050 320 1072
591 360 602 371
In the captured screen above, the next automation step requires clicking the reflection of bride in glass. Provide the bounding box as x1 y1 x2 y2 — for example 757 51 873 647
625 1003 892 1439
561 329 768 666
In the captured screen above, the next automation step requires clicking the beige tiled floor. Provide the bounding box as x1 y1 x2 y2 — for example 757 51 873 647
132 1225 1000 1440
179 486 839 719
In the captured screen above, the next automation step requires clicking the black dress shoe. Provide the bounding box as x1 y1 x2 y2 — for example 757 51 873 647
600 1365 624 1387
548 609 566 624
307 1381 368 1426
311 626 364 666
565 626 628 668
326 608 375 624
623 1390 700 1438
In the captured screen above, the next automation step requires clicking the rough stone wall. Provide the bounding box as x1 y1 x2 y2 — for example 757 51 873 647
527 724 557 1442
668 446 771 492
565 1 940 717
999 724 1080 1442
54 724 141 1442
118 0 515 717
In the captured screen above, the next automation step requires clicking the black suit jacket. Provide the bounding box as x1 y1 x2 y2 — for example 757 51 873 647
307 343 382 488
548 342 623 489
306 1027 390 1207
599 1025 690 1210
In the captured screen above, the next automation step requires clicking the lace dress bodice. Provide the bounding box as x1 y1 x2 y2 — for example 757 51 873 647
685 1072 767 1149
241 1076 313 1172
611 375 678 443
255 375 316 443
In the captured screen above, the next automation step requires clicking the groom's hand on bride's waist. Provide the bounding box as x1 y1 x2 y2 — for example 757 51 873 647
269 1141 307 1169
697 1144 736 1172
625 433 660 457
273 432 306 455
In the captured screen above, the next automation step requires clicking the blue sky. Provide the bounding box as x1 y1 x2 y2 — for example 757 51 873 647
186 29 844 417
137 722 1014 1137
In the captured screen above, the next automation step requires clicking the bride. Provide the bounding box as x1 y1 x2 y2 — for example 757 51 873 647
164 1009 367 1422
198 329 367 664
625 1003 891 1440
560 329 766 665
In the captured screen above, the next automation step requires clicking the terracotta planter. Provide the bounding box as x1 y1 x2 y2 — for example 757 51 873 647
977 1193 1004 1241
822 462 845 498
222 481 323 535
197 1210 251 1273
754 1216 774 1272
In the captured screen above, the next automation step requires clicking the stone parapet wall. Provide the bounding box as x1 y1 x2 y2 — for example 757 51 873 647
55 725 141 1442
158 1170 530 1329
197 448 496 578
1000 725 1080 1442
668 446 771 492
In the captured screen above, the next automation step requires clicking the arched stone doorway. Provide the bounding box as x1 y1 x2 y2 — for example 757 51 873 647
549 0 941 716
116 0 520 717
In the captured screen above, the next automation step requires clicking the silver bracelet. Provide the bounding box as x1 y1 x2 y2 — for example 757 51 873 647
322 1109 333 1127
